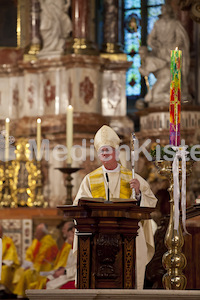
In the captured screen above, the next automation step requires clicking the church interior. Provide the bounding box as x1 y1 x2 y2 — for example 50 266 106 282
1 0 200 299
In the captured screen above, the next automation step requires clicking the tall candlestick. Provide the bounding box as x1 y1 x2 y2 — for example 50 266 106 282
169 47 182 146
37 118 41 161
5 118 10 161
66 105 73 165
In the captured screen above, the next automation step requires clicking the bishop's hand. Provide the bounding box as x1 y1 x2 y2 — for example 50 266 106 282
129 178 140 196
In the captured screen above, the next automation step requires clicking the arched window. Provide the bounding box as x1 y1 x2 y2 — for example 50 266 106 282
124 0 165 111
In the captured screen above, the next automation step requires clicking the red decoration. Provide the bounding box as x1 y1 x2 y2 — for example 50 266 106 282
79 76 94 104
44 79 55 106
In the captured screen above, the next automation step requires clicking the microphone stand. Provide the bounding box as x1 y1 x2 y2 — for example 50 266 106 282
104 172 111 203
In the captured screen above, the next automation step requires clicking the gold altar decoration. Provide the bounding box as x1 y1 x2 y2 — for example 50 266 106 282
12 138 38 207
0 138 47 208
34 161 48 208
66 38 99 56
1 162 15 208
155 160 193 290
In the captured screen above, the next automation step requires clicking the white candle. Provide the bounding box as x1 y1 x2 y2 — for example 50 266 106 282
5 118 10 162
37 118 41 161
66 105 73 165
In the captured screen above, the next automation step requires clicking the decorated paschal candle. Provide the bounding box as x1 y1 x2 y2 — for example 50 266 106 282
169 47 182 146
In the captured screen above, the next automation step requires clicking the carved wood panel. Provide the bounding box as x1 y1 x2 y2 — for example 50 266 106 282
93 233 122 288
124 235 135 288
79 235 91 289
96 233 119 278
183 220 200 289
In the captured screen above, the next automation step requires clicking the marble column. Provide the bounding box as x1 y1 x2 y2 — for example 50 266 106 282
24 0 41 61
101 0 125 59
66 0 98 55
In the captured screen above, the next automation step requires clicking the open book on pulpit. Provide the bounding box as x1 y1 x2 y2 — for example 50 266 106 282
78 196 137 204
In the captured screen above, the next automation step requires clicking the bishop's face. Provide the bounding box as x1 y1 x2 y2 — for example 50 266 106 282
98 146 119 170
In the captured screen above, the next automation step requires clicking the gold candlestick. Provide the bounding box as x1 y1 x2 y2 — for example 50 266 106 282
55 165 82 205
155 160 193 290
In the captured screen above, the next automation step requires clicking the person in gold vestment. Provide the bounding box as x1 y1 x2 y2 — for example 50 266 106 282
0 225 20 296
13 223 58 298
35 220 76 290
73 125 158 289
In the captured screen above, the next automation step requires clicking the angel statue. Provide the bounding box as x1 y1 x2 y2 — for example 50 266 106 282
39 0 72 56
139 4 191 106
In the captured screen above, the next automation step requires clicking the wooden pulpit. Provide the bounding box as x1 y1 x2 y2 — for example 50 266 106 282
58 199 154 289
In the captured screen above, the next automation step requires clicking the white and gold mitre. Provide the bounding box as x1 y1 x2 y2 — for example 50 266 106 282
94 125 121 152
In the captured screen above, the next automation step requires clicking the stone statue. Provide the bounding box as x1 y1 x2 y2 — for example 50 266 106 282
107 79 122 113
139 46 170 105
139 4 191 106
39 0 72 57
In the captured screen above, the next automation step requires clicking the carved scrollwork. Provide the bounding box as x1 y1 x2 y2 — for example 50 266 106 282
124 235 135 288
96 233 119 279
79 235 91 288
191 2 200 22
179 0 200 23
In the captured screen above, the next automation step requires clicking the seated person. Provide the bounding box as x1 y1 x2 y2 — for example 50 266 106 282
0 224 20 296
35 220 76 289
45 223 76 289
13 223 58 298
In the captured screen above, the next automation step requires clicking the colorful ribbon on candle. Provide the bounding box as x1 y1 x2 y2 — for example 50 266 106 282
172 146 189 234
169 48 182 146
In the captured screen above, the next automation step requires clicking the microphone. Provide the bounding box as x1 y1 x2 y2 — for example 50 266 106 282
105 173 110 202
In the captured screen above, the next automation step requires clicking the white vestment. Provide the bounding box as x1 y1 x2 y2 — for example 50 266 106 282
73 164 157 289
46 249 76 289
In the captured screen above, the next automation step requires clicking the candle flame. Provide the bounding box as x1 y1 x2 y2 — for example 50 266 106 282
175 47 179 51
6 118 10 123
68 105 73 109
37 118 41 123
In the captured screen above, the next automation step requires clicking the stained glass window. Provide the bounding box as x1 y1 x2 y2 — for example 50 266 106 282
124 0 165 103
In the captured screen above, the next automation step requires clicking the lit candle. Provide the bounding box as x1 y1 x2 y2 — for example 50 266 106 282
169 47 182 146
5 118 10 161
37 118 41 161
66 105 73 165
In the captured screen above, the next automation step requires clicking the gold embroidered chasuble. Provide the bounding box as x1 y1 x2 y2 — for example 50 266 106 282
89 165 132 199
0 236 20 293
